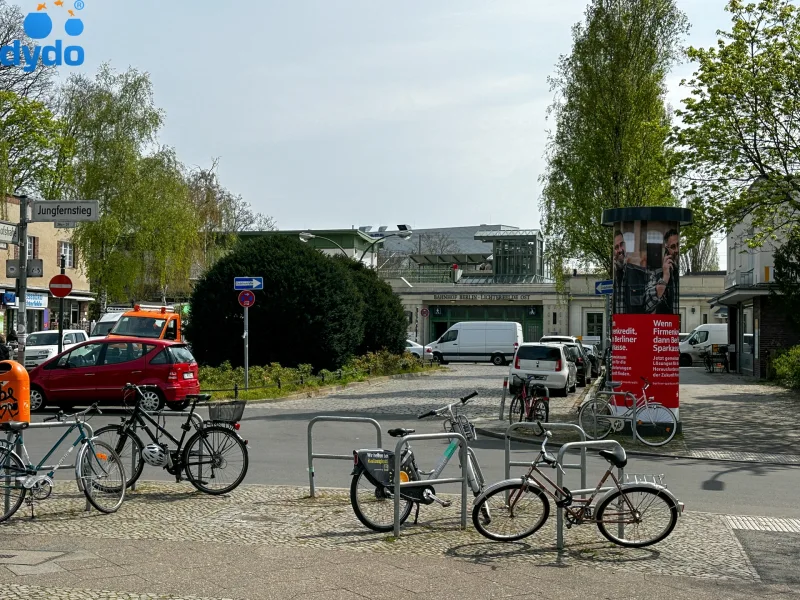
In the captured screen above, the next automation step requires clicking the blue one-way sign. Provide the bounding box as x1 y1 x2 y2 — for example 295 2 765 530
234 277 264 291
595 280 613 295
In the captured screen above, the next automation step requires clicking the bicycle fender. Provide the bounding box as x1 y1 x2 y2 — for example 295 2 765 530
596 483 683 517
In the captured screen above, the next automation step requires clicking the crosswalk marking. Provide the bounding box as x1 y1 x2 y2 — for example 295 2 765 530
726 515 800 533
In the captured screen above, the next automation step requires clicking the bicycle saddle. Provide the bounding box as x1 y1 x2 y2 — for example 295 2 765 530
607 381 623 389
598 449 627 469
0 421 28 432
388 428 416 438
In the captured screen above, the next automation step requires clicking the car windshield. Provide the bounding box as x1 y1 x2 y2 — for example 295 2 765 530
90 321 115 337
517 346 561 361
169 346 196 364
26 332 60 346
111 316 165 339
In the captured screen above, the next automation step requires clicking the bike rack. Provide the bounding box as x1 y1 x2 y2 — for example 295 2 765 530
125 410 206 492
393 432 469 537
555 440 625 551
4 420 97 513
504 422 587 492
307 416 382 498
498 376 508 420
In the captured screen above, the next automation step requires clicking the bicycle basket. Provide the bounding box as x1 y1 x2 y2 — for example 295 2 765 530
207 401 246 423
446 415 477 441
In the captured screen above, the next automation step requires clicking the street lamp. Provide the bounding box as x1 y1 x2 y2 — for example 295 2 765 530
358 225 413 264
298 232 350 257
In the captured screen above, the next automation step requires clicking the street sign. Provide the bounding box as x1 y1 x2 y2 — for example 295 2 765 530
27 259 43 278
234 277 264 291
0 221 17 244
595 280 613 295
420 307 430 318
55 221 77 229
30 200 100 223
238 290 255 307
5 260 18 279
49 274 73 298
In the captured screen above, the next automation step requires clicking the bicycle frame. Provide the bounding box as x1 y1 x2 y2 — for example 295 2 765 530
118 392 203 451
4 420 93 478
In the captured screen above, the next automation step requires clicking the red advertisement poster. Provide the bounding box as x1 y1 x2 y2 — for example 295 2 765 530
611 313 680 415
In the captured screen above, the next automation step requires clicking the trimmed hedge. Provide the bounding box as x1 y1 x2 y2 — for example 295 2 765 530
772 346 800 390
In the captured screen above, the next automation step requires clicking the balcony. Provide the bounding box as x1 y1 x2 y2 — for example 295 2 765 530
725 269 753 289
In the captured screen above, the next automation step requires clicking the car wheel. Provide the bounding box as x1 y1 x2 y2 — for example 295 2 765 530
29 387 47 413
577 374 586 388
491 354 505 366
433 353 447 365
560 382 569 397
139 388 165 412
569 381 576 393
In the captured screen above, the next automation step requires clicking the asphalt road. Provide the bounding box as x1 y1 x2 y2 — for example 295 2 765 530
19 399 800 519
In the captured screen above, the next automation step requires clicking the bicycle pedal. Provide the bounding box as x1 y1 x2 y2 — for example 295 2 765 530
423 491 451 507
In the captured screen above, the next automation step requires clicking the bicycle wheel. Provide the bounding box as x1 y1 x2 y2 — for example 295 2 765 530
472 481 550 542
350 468 414 532
595 485 678 547
634 404 677 447
508 394 522 424
182 426 249 495
531 399 549 423
0 449 26 523
578 399 613 440
78 440 126 514
93 425 144 489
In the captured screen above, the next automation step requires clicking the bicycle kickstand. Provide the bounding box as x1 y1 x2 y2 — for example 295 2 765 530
413 502 420 525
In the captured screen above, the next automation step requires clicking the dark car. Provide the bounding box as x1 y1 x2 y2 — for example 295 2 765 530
584 345 601 378
561 342 591 387
29 337 200 413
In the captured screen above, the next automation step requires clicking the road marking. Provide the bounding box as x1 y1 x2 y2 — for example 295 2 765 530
726 515 800 533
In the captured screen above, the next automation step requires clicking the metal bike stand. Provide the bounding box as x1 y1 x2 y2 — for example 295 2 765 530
307 416 382 498
126 410 206 492
15 421 97 512
555 440 625 551
595 390 638 442
498 376 508 420
504 422 587 491
393 432 469 538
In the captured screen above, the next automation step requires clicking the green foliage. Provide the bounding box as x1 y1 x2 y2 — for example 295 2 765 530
540 0 688 280
332 256 407 355
186 235 365 371
675 0 800 246
771 346 800 389
772 233 800 327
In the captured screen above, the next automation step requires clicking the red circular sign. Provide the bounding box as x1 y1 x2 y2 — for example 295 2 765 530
420 307 430 317
238 290 255 308
49 274 73 298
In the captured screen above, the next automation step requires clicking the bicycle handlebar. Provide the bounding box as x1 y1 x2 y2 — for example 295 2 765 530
418 391 479 419
43 403 101 423
461 391 478 403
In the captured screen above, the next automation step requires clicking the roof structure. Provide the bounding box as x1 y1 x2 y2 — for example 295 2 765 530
379 225 517 254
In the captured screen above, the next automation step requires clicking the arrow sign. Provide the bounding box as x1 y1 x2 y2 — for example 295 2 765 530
595 280 613 295
234 277 264 291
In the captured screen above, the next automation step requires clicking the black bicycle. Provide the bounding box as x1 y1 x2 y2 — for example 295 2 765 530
93 384 249 495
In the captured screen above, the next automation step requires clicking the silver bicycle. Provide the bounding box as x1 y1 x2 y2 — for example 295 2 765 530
350 391 487 532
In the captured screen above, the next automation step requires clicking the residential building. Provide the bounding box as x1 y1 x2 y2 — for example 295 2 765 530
0 196 93 335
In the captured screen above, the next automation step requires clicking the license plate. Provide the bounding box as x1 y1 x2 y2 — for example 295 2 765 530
183 372 194 380
532 375 547 380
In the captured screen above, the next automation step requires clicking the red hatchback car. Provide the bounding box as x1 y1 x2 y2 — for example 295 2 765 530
29 337 200 413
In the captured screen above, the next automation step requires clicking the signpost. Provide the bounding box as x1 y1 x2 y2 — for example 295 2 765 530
50 269 72 354
30 200 100 222
235 281 261 389
595 280 613 295
234 277 264 291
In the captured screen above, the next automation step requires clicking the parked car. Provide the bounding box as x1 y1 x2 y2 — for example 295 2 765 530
583 344 601 378
425 321 523 366
405 339 425 359
544 340 590 387
89 311 126 339
23 329 89 370
28 337 200 413
508 343 576 397
679 323 727 366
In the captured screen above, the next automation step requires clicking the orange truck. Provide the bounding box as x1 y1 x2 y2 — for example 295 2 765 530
107 305 183 342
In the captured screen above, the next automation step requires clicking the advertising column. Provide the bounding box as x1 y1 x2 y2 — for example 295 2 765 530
601 207 692 425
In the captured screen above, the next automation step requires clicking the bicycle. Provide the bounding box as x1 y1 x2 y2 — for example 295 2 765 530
472 422 683 547
0 404 126 522
350 391 488 532
578 377 677 447
93 384 249 495
508 375 549 424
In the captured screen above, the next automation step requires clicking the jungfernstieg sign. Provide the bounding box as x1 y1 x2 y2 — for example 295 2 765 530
611 314 680 420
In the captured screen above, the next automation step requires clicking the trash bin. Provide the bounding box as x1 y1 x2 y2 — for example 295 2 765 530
0 361 30 424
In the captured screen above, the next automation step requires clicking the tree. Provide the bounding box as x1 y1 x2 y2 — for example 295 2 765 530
186 235 364 370
0 0 54 100
772 233 800 328
539 0 688 279
676 0 800 247
680 236 720 273
418 231 461 254
333 256 407 355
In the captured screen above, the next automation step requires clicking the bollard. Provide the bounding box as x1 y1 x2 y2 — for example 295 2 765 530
498 376 509 420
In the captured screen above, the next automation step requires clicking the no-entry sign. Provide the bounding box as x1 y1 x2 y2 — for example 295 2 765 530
238 290 255 308
49 274 73 298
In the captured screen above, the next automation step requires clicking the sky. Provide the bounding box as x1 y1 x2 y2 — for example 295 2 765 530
48 0 730 263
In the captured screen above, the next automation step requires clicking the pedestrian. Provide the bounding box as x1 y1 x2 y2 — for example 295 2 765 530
0 334 10 361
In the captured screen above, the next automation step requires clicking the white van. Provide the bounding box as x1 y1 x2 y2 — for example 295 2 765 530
424 321 523 366
679 323 728 366
89 311 125 339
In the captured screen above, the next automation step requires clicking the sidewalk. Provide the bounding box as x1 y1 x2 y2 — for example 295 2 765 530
0 482 795 599
477 369 800 464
